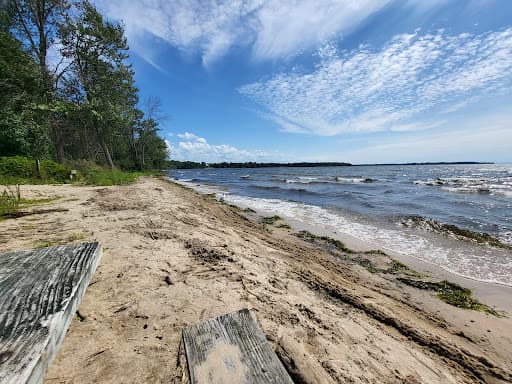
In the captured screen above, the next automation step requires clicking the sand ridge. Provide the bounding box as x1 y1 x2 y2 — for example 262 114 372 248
0 177 511 383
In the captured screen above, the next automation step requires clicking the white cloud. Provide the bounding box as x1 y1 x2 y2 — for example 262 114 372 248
93 0 392 66
168 133 274 162
177 132 201 141
239 28 512 135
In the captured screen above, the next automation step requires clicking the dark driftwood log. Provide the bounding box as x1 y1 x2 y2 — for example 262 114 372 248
0 242 102 384
182 308 293 384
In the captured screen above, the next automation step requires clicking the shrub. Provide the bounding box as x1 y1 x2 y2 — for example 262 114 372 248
40 160 70 181
0 156 71 184
0 185 21 217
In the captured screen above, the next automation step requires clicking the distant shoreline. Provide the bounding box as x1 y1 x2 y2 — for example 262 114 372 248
166 160 493 169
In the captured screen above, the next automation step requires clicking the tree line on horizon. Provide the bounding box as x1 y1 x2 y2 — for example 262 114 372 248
0 0 168 171
166 161 353 169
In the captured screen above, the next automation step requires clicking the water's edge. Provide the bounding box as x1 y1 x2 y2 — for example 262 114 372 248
168 176 512 289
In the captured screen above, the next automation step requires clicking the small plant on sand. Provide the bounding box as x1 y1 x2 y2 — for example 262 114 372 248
262 215 282 225
0 185 21 218
35 241 54 248
68 232 86 241
277 223 291 229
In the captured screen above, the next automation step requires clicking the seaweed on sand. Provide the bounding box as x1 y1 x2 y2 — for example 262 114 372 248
398 278 502 316
296 230 355 253
262 215 282 225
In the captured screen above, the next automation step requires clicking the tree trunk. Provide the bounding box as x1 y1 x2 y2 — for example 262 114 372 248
50 117 65 163
35 159 41 178
101 140 114 170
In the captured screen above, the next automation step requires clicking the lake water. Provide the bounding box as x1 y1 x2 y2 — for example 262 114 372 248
168 164 512 286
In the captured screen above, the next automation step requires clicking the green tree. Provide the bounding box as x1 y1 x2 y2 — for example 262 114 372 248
10 0 70 162
59 0 138 169
0 26 50 158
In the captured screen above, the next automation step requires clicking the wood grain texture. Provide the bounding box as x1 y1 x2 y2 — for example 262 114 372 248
0 242 102 384
182 308 294 384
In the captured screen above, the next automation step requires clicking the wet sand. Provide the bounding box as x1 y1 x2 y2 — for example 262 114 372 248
1 177 511 383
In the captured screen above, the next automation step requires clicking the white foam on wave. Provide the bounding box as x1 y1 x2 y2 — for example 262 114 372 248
168 177 228 195
414 176 512 197
336 177 366 183
223 194 512 287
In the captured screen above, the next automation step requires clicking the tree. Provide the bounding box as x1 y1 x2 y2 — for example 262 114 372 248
0 24 50 158
1 0 170 171
59 0 138 169
10 0 70 162
137 96 167 169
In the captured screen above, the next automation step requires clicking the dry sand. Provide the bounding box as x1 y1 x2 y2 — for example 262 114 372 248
1 177 511 383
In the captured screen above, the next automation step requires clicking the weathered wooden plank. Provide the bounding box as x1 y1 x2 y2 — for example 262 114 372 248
0 242 102 384
182 308 294 384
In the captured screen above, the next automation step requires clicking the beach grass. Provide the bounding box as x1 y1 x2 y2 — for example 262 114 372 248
0 186 21 218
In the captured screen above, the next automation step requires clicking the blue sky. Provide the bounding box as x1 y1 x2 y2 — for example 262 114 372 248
93 0 512 164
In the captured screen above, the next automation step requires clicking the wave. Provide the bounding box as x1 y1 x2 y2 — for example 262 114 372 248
273 176 377 185
413 176 512 197
250 184 316 194
285 179 328 184
335 177 376 183
398 215 511 248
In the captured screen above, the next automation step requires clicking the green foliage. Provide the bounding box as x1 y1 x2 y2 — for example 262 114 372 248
0 156 71 184
40 159 70 180
2 1 168 171
164 160 207 169
0 185 21 218
0 29 50 159
81 170 143 186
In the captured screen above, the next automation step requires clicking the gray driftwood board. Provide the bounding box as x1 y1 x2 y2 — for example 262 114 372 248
0 242 102 384
182 308 294 384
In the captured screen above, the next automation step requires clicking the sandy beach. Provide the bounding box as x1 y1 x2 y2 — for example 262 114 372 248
1 177 511 383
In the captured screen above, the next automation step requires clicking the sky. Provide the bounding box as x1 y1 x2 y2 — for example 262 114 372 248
93 0 512 164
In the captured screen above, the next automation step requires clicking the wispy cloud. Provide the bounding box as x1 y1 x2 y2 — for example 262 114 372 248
239 28 512 135
93 0 394 67
167 132 274 162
